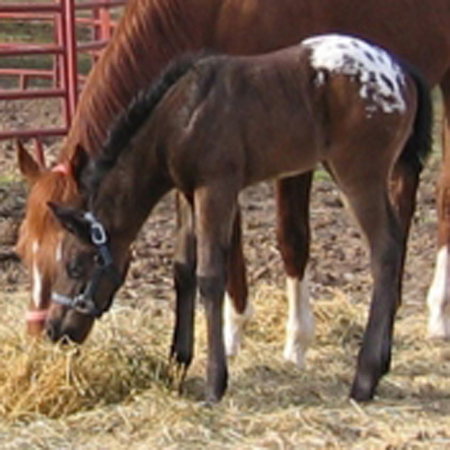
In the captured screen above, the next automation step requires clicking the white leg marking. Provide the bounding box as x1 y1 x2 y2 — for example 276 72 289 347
427 246 450 339
283 275 314 368
223 293 254 357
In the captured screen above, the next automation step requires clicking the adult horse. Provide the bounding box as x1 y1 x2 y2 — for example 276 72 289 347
45 34 432 402
17 0 449 362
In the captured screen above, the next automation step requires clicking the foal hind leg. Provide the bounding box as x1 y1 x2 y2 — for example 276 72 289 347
387 158 420 319
276 173 314 368
339 182 405 401
389 157 420 240
223 208 253 357
171 193 197 380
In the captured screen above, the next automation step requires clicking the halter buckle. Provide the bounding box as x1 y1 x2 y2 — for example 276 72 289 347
84 212 108 245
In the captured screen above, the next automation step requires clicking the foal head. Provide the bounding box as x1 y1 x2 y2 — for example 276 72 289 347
41 56 198 343
45 201 131 343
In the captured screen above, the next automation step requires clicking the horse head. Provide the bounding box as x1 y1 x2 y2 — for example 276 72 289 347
16 141 86 338
44 201 131 343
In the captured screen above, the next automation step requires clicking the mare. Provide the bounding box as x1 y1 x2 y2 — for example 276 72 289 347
45 35 432 402
16 0 449 363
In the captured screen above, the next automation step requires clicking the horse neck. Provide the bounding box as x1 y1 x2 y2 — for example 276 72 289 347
91 133 172 246
61 0 217 161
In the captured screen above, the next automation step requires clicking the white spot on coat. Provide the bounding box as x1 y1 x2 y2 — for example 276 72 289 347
305 34 406 114
55 240 62 262
32 261 43 309
32 240 39 254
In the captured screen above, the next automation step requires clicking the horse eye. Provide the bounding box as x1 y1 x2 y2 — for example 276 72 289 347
66 260 84 279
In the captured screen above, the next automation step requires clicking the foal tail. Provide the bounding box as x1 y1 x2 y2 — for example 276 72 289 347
398 61 433 174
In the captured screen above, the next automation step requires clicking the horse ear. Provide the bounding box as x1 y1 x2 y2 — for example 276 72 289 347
70 144 89 184
47 202 92 244
16 140 42 185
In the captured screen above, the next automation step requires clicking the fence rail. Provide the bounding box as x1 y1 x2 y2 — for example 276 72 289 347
0 0 125 149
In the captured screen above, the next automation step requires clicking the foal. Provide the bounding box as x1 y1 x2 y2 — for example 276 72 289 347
47 35 432 403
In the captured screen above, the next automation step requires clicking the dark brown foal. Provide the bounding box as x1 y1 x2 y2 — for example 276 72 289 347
45 35 431 403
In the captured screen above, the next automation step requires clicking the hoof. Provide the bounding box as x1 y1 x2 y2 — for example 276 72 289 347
427 316 450 340
350 375 376 402
283 345 307 369
205 390 224 405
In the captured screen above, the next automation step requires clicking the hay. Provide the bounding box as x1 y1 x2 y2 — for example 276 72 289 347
1 286 450 449
0 296 170 421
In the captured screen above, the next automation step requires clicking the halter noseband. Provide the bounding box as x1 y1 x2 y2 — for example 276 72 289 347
51 212 121 319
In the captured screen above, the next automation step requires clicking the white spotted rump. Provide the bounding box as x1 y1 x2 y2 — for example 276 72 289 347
304 34 406 114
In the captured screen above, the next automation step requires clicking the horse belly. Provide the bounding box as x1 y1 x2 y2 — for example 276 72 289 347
245 140 322 186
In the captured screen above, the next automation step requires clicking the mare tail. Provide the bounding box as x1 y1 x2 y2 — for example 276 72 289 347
398 62 433 174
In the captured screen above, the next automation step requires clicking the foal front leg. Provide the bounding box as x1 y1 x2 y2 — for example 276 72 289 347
195 185 237 403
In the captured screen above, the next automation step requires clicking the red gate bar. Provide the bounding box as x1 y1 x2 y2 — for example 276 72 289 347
0 0 125 149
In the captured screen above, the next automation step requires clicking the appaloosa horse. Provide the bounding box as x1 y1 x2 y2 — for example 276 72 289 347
16 0 449 364
45 35 432 402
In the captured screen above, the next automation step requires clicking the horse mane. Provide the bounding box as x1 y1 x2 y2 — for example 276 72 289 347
62 0 210 161
84 54 200 195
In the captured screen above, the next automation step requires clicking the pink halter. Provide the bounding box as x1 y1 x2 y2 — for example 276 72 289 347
25 309 48 322
52 163 70 175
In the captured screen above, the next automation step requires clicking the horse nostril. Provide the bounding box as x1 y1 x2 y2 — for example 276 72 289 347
60 335 70 346
46 320 60 342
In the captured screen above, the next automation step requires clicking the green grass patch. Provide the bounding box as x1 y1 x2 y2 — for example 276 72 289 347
314 168 332 182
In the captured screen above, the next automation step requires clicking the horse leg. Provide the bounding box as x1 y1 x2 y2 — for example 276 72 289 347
223 208 253 357
427 73 450 339
195 184 238 403
170 193 197 379
389 158 420 240
276 173 314 368
176 196 250 359
340 182 404 401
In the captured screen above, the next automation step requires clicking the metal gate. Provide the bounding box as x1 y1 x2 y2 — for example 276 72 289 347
0 0 125 151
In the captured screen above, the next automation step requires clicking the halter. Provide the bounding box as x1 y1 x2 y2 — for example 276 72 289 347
51 212 122 319
52 163 70 176
25 309 48 322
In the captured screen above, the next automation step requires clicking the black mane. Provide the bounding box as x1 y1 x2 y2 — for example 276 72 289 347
84 53 201 195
